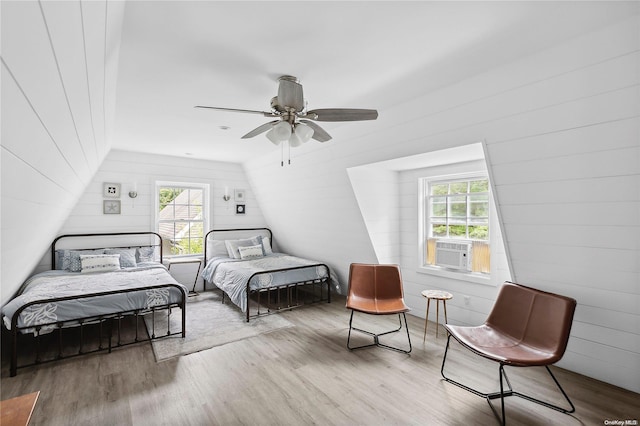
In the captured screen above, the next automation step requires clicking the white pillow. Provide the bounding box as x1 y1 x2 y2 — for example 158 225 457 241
262 237 273 254
225 237 263 259
80 254 121 273
238 244 265 260
207 239 229 258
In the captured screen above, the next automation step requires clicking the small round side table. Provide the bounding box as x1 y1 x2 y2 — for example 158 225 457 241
421 289 453 341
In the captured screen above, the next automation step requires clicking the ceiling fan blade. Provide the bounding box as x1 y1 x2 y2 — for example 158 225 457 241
299 120 332 142
241 120 280 139
195 105 276 117
277 76 304 112
306 108 378 122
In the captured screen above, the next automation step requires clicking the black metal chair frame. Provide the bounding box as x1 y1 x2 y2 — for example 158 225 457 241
347 310 412 354
440 333 575 425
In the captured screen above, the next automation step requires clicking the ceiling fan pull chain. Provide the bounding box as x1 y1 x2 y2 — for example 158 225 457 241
281 141 284 167
288 140 291 165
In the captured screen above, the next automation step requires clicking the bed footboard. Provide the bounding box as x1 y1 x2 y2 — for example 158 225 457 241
244 264 331 322
8 284 186 377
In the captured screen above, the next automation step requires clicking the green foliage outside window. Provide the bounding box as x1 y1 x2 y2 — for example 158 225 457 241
159 188 184 211
428 178 489 241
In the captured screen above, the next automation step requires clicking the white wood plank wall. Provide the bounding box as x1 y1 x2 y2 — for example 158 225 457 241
347 167 401 265
244 17 640 392
0 1 124 305
33 150 266 291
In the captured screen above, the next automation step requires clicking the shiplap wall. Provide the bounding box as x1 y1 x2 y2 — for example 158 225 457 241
1 1 124 305
31 149 266 291
347 167 400 265
244 16 640 392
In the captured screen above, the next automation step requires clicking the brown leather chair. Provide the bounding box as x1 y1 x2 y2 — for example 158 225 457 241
346 263 411 354
441 281 576 425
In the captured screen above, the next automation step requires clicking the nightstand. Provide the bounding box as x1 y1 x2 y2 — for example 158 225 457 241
167 257 203 294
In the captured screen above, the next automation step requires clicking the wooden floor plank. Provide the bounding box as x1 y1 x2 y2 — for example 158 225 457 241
1 293 638 425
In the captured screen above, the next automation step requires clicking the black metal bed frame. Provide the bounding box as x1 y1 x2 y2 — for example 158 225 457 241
204 228 331 322
6 232 187 377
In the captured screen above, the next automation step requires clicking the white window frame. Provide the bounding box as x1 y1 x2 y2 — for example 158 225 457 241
418 172 493 284
155 181 210 258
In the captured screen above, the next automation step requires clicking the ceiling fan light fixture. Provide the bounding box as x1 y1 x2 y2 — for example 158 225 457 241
289 132 303 148
293 122 314 144
273 121 292 140
265 128 281 145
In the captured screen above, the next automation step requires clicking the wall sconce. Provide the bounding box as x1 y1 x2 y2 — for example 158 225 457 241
223 186 230 202
128 182 138 199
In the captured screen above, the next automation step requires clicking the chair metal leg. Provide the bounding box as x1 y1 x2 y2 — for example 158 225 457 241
441 334 575 425
347 310 412 354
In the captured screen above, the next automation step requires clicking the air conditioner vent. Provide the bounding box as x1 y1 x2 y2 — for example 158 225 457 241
435 240 472 271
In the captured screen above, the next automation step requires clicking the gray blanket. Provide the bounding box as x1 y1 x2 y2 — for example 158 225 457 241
201 253 335 312
2 263 187 333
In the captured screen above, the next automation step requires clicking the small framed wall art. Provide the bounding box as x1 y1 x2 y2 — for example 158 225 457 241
103 182 121 198
235 204 246 215
103 200 121 214
234 189 245 202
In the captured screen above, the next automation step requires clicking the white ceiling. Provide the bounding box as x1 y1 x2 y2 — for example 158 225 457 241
112 1 634 163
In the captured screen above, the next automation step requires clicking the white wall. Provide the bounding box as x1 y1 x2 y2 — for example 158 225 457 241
347 167 400 265
244 16 640 392
1 1 124 305
32 149 266 291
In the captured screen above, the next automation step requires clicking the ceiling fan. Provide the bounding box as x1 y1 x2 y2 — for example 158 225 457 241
195 75 378 147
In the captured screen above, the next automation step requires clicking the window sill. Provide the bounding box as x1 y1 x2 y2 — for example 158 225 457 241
416 265 495 286
164 254 204 262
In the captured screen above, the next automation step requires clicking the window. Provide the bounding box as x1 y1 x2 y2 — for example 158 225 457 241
156 182 209 256
423 176 490 274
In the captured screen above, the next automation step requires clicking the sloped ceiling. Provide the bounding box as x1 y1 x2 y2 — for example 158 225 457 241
1 0 125 304
111 1 634 162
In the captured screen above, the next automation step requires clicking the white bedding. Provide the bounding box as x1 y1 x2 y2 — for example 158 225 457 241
201 253 334 312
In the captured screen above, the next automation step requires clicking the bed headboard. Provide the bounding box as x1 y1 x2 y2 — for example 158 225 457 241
52 232 163 269
204 228 273 263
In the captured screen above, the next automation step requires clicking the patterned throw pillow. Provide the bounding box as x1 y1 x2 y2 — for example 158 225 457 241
68 249 106 272
238 244 265 260
79 254 121 273
104 248 137 268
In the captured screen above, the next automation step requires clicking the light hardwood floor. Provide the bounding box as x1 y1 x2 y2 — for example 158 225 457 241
1 294 638 426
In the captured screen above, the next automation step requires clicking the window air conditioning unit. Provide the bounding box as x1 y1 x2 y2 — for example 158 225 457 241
435 240 472 271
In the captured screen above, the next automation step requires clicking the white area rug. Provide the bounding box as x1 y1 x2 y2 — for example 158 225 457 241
144 290 294 361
